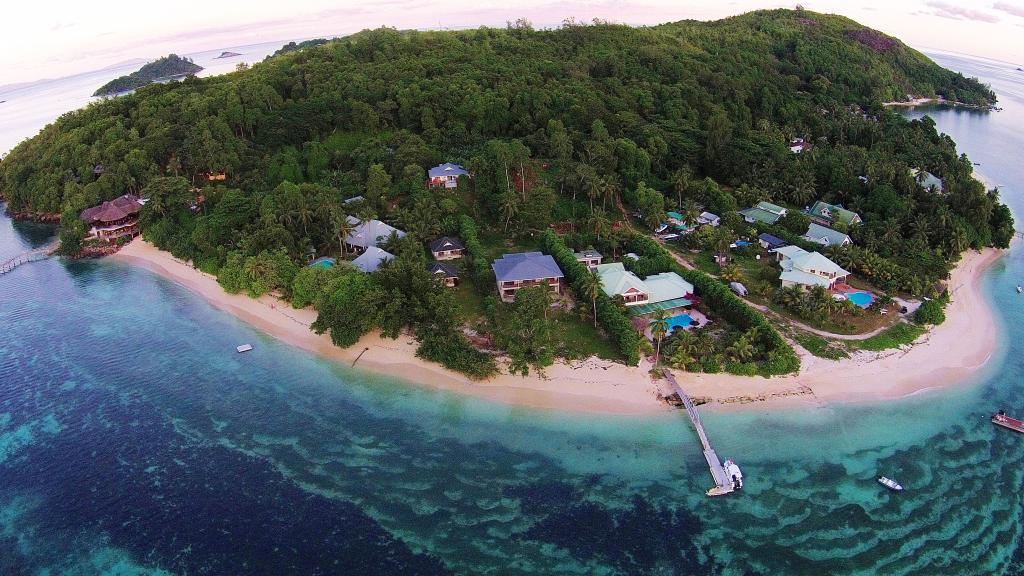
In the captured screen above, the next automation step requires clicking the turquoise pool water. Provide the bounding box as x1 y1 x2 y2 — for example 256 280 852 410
847 291 874 307
665 313 695 333
310 257 336 269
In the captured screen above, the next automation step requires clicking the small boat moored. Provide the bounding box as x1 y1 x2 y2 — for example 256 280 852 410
725 459 743 490
992 410 1024 433
878 476 903 491
1017 285 1022 294
236 344 253 353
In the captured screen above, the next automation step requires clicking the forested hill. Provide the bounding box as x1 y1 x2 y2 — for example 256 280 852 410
1 9 1010 283
92 54 203 96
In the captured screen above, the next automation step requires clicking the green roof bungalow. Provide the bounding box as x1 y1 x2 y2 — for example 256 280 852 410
807 201 861 227
595 263 650 306
802 222 852 248
739 201 787 225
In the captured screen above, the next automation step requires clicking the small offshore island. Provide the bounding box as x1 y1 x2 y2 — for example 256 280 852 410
92 54 203 97
1 9 1014 413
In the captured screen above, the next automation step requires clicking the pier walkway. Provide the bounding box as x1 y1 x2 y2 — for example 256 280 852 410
664 371 737 496
0 242 58 275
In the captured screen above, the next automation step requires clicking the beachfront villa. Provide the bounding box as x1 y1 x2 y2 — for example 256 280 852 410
807 201 862 227
595 263 697 315
429 236 465 260
427 262 459 287
352 246 395 273
740 201 787 225
773 245 850 290
345 216 405 252
491 252 564 302
428 163 469 189
802 222 853 247
574 249 603 268
79 194 145 242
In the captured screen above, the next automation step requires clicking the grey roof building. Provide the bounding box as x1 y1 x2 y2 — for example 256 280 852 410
351 246 395 273
345 216 406 250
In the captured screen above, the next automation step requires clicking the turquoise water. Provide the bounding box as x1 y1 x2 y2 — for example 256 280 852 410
846 291 874 308
310 257 336 269
1 52 1024 574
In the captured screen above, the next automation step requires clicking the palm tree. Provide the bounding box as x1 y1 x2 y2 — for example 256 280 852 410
580 270 603 328
726 335 754 363
597 174 618 212
649 309 671 365
672 166 691 210
499 193 518 232
720 263 743 283
669 348 697 371
590 208 611 240
293 200 314 238
332 210 356 257
681 199 700 227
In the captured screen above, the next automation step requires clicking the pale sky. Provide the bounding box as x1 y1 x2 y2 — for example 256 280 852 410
2 0 1023 85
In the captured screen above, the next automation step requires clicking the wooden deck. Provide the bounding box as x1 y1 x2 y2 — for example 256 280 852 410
664 371 737 496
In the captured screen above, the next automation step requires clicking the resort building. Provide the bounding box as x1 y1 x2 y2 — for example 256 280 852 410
595 263 650 306
345 216 406 251
740 201 787 225
802 222 852 247
342 195 365 205
428 163 469 189
352 246 394 273
789 138 808 153
427 262 459 287
491 252 564 302
79 194 144 242
429 236 465 260
574 249 603 268
773 246 850 290
757 233 787 251
911 168 944 192
697 211 720 227
807 201 862 227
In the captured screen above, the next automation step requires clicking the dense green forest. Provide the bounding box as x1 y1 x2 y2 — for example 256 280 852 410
0 8 1012 376
92 54 203 96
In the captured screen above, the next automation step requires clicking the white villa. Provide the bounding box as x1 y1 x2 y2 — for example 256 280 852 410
773 246 851 290
595 263 696 314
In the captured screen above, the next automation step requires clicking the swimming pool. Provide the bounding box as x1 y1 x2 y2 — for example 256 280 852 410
663 314 696 333
310 257 336 269
846 291 874 308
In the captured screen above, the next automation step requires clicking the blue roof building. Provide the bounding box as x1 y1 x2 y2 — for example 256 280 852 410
428 163 469 189
491 252 564 302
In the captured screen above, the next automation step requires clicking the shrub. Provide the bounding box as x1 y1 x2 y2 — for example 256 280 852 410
914 296 947 325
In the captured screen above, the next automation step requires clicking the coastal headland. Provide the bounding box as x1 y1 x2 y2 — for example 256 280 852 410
115 239 1005 415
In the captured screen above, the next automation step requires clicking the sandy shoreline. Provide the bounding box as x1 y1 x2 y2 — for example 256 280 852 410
114 240 1005 415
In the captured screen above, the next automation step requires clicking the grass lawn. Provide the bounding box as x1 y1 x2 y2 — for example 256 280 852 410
793 332 850 360
549 309 624 362
453 280 487 323
851 322 926 351
477 228 541 262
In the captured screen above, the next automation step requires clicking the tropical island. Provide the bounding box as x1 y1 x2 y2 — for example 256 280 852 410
1 9 1013 410
92 54 203 96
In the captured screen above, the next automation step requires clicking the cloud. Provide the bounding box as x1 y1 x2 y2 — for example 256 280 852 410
994 1 1024 17
924 1 1000 22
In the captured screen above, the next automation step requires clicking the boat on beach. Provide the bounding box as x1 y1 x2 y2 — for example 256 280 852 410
992 410 1024 433
878 476 903 491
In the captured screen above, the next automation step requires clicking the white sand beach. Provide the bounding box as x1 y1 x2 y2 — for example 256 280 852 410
115 239 1004 415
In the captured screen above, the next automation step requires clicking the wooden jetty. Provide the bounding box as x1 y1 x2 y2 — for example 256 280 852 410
0 242 58 275
664 371 741 497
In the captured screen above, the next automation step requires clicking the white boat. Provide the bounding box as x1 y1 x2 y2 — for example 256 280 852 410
724 459 743 490
1017 285 1022 293
236 344 253 353
878 476 903 491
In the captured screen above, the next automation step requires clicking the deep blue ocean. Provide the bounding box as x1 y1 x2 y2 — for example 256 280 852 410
2 53 1024 575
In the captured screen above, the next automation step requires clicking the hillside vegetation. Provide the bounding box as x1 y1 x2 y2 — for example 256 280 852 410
92 54 203 97
0 9 1011 376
